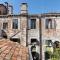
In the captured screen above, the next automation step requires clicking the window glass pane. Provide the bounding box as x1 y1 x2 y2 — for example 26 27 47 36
13 19 18 29
54 20 56 29
3 23 8 29
45 19 52 29
30 19 36 29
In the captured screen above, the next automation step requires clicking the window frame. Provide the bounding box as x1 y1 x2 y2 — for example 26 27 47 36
30 19 36 29
45 19 52 29
3 22 8 30
45 18 56 29
12 19 18 29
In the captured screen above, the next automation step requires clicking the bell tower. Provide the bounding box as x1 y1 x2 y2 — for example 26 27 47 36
20 3 28 14
20 3 28 46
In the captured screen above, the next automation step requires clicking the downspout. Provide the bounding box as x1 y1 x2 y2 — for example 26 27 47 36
39 17 42 60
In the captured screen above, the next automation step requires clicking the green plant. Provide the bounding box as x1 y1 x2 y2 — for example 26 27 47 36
51 48 60 60
45 51 52 60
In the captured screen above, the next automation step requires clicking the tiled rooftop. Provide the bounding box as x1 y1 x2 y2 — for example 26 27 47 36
0 39 29 60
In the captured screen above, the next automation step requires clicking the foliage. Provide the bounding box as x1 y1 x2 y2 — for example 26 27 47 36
45 47 60 60
45 41 60 60
51 48 60 60
45 51 52 60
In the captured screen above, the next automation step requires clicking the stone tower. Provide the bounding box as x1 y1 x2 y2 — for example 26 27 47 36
20 3 28 46
20 3 28 14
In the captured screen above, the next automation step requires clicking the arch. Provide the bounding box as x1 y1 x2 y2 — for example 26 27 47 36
31 39 39 45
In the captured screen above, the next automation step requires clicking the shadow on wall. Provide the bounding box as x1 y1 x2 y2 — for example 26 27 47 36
31 52 39 60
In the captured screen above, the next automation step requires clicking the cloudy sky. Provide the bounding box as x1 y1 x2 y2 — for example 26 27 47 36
0 0 60 14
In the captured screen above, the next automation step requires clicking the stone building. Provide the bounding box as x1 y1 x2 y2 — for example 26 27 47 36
0 2 60 60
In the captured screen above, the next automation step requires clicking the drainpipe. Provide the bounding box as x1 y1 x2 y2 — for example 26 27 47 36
39 17 42 60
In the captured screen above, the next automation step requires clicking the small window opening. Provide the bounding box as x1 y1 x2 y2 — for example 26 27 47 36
10 38 20 43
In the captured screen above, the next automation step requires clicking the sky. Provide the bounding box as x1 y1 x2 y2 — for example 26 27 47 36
0 0 60 14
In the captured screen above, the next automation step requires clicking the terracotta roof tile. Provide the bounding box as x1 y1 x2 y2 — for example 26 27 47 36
0 39 29 60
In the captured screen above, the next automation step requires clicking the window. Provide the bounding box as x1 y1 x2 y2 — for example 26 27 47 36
45 19 56 29
45 19 52 29
31 39 37 45
3 23 8 29
10 38 20 43
46 40 52 47
30 19 36 29
53 20 56 29
12 19 18 29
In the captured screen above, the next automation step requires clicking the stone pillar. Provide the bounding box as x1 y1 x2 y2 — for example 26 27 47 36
20 3 28 46
20 15 28 46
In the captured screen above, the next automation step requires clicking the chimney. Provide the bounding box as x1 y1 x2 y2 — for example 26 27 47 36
8 5 13 14
4 2 13 14
20 3 28 14
4 2 8 14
